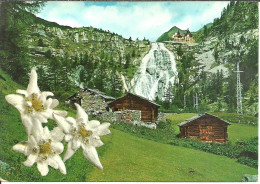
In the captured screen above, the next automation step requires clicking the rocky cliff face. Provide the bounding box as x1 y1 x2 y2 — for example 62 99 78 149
23 22 151 97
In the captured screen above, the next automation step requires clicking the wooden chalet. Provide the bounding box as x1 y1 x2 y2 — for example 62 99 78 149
178 113 231 143
108 93 160 123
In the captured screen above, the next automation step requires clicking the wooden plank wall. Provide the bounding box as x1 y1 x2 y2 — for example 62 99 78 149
179 116 228 143
110 94 158 122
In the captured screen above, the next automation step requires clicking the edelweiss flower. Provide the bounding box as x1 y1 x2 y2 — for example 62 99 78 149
5 70 67 134
13 126 66 176
53 103 110 170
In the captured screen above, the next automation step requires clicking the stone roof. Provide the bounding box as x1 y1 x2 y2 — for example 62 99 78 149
178 113 231 127
85 88 115 100
67 88 115 101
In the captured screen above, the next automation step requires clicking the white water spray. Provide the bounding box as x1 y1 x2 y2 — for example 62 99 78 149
131 42 178 101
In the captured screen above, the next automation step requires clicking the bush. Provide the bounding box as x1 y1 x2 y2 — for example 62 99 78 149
211 112 257 125
237 157 258 168
109 120 177 144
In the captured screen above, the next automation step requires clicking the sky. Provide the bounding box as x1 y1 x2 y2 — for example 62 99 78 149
37 1 229 41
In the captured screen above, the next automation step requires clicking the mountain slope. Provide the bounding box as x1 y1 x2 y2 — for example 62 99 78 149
0 10 151 99
162 1 258 115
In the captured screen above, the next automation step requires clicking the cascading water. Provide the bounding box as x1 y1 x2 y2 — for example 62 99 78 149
131 42 178 101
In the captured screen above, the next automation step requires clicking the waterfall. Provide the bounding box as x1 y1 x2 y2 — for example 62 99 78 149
131 42 178 101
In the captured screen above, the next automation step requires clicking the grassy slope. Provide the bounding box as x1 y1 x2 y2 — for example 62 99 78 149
0 69 258 181
88 129 257 182
166 113 258 143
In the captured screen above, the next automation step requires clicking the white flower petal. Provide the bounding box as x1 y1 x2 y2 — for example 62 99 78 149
26 101 32 107
37 161 49 176
27 70 40 95
40 92 54 103
64 134 73 142
45 98 53 108
32 124 44 143
50 99 59 109
94 123 111 137
47 157 59 169
76 118 84 125
53 110 68 118
50 127 64 142
90 136 104 148
28 135 38 147
63 142 76 162
53 114 71 133
16 89 28 97
53 155 66 175
22 116 33 135
13 142 28 155
23 154 38 167
66 117 76 126
40 110 52 120
33 114 48 123
14 104 25 114
86 120 100 129
5 94 24 106
72 138 81 150
43 126 50 137
82 145 103 170
51 142 64 154
75 103 88 123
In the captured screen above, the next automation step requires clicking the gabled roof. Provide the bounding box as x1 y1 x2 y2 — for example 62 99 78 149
66 88 115 101
178 113 231 127
85 88 115 100
108 92 160 107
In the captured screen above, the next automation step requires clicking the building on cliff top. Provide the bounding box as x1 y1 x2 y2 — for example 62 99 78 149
172 29 194 43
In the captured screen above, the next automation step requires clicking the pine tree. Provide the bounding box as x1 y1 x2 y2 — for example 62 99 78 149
0 1 45 84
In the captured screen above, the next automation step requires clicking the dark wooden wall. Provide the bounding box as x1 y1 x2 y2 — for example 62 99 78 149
109 94 159 122
179 116 228 143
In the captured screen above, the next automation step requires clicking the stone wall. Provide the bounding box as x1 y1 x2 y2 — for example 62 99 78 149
79 91 110 116
157 112 166 123
99 110 141 124
98 110 157 129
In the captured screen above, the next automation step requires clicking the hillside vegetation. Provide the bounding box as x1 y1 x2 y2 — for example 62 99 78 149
161 1 258 116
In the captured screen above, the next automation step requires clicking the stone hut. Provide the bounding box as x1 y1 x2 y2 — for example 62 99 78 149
66 88 115 116
108 93 160 123
178 113 231 143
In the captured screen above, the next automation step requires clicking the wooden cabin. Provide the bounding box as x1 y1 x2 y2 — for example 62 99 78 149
108 93 160 123
178 113 230 143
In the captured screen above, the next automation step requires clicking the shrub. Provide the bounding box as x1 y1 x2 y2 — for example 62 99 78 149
237 156 258 168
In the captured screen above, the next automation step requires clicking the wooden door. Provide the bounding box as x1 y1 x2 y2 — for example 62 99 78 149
199 125 214 142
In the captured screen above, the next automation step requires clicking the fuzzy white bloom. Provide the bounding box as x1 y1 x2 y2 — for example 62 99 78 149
53 103 110 170
5 70 67 134
13 126 66 176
